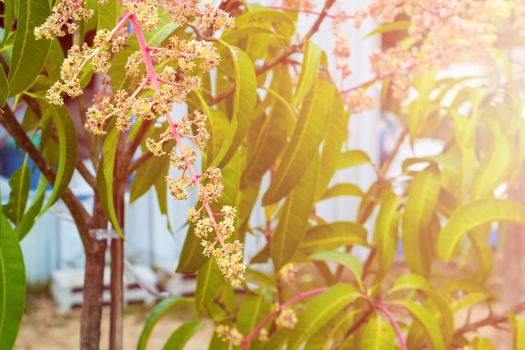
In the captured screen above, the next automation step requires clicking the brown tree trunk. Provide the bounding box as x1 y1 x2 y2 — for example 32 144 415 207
109 135 126 350
80 238 107 350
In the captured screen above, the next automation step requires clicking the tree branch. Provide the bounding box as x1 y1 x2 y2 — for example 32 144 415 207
455 300 525 336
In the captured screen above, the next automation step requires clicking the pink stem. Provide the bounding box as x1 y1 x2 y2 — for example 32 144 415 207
240 287 327 350
131 14 225 248
376 304 408 350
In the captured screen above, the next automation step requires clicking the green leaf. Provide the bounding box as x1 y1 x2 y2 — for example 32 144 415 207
39 103 78 214
263 79 334 205
162 320 203 350
0 65 8 106
17 175 48 240
374 191 400 280
310 251 363 286
321 183 363 201
393 300 445 350
402 167 441 276
237 293 270 339
137 295 191 350
287 284 360 349
212 44 257 168
195 259 224 315
8 0 51 96
337 150 371 170
512 316 525 350
293 41 322 106
358 315 395 350
0 204 26 350
300 222 368 255
241 65 290 186
97 0 119 30
271 157 319 270
471 123 511 199
3 157 30 225
471 337 495 350
438 199 525 261
318 93 349 196
365 21 410 38
96 129 123 236
405 73 436 140
130 154 169 203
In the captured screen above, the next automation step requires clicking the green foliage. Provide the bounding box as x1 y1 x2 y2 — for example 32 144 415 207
1 0 525 348
0 202 26 350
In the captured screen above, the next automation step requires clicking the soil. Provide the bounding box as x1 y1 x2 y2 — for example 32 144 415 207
14 294 213 350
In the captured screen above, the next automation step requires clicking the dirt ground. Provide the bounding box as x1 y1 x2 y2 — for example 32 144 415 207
14 294 213 350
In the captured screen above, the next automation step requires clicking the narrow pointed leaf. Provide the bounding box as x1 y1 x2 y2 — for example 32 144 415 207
293 41 322 106
438 199 525 261
195 259 224 314
212 44 256 168
288 284 360 349
3 158 30 225
263 79 334 205
8 0 51 96
271 157 319 269
162 320 203 350
393 300 445 350
402 167 441 276
137 296 191 350
0 205 26 350
300 222 368 254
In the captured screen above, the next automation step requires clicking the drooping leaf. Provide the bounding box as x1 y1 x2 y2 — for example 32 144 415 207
512 315 525 350
137 296 191 350
337 150 371 170
358 315 395 350
300 222 368 255
293 41 323 106
287 284 360 349
310 251 363 286
402 166 441 276
3 158 30 225
438 199 525 261
241 65 291 186
471 337 495 350
17 175 48 240
162 320 203 350
236 293 270 340
318 92 350 196
263 79 334 205
365 20 410 38
130 154 169 203
0 204 26 350
195 259 224 315
212 44 257 168
96 129 123 236
8 0 51 96
321 183 363 201
374 191 400 280
271 157 319 270
39 103 78 214
393 300 446 350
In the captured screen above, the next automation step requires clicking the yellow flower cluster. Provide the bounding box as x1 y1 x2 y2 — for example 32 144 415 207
38 0 243 286
123 0 160 31
34 0 93 40
276 307 298 329
216 325 243 346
